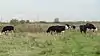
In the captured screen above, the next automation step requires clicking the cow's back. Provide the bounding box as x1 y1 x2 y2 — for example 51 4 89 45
46 26 57 32
86 23 96 29
1 26 14 32
46 26 65 33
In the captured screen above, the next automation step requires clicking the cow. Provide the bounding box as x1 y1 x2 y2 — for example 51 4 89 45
65 24 71 29
85 23 97 32
1 26 15 34
46 25 69 34
79 25 87 33
71 25 76 29
79 23 97 34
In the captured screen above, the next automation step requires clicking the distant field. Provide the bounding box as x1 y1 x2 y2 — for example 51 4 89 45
0 29 100 56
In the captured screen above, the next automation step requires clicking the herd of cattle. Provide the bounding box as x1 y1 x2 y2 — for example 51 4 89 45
46 23 98 34
0 23 98 34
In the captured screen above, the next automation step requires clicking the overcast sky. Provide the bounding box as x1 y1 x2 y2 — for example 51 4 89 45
0 0 100 22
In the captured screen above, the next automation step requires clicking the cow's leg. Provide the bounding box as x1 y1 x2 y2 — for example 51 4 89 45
80 30 82 33
51 32 53 35
5 31 8 35
50 31 54 35
84 29 87 34
84 31 86 34
11 30 14 33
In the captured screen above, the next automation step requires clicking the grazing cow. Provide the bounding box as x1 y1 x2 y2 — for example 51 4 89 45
71 25 76 29
79 23 97 34
1 26 14 34
85 23 97 32
46 25 69 34
65 24 71 29
79 25 87 33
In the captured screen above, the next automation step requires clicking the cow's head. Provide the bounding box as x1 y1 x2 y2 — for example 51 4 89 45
94 28 98 32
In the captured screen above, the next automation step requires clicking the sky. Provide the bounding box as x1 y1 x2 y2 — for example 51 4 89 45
0 0 100 22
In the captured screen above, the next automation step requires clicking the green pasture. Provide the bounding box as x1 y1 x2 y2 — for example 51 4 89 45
0 29 100 56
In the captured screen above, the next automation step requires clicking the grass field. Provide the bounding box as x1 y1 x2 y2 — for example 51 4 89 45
0 29 100 56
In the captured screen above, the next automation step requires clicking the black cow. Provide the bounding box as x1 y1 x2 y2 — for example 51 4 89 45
79 25 87 33
1 26 14 34
46 25 68 34
79 23 97 34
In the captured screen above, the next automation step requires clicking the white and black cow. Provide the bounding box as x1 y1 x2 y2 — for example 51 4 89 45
1 26 15 34
65 24 76 30
71 25 76 29
79 23 97 34
46 25 69 34
86 23 97 31
65 24 71 29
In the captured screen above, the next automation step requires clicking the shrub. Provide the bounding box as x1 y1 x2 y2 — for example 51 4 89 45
10 19 19 26
19 20 26 24
15 24 47 33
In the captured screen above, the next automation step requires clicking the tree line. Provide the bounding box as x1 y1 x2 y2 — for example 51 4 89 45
10 19 30 25
9 18 60 25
